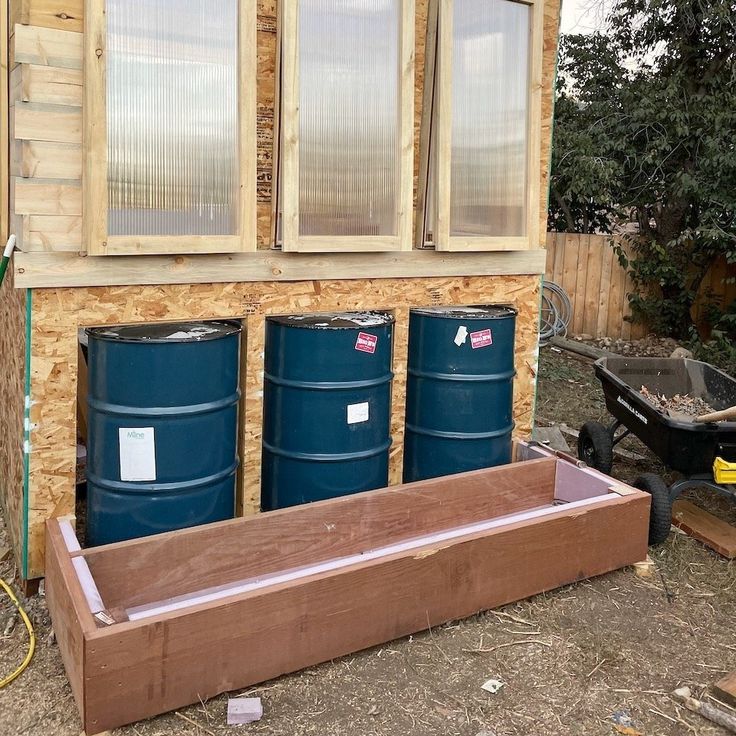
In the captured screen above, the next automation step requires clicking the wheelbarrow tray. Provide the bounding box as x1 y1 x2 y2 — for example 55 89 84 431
595 357 736 475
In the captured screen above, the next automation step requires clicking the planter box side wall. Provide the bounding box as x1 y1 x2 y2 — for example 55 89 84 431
80 493 649 733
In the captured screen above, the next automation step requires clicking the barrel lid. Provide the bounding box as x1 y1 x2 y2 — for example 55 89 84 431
86 321 241 343
410 305 517 320
267 311 394 330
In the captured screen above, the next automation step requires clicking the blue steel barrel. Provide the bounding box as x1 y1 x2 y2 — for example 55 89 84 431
85 321 241 546
261 312 394 510
403 305 517 483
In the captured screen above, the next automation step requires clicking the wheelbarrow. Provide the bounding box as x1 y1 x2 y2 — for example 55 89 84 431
577 357 736 544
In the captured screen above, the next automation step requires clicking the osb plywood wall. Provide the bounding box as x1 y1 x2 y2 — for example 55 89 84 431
8 0 561 252
0 268 26 573
24 274 540 578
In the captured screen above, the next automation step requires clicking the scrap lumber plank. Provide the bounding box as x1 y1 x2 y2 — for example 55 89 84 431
10 23 82 69
12 101 81 142
11 140 82 179
11 176 81 215
713 672 736 709
11 214 81 251
10 0 83 33
671 500 736 558
10 63 82 106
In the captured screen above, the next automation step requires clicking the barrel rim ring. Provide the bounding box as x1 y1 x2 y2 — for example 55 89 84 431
266 311 395 330
409 304 518 319
86 459 240 494
86 320 242 344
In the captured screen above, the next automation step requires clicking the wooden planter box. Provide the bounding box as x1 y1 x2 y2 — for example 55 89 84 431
46 444 649 734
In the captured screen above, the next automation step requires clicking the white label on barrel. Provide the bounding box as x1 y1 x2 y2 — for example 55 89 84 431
454 326 468 346
347 402 370 425
119 427 157 481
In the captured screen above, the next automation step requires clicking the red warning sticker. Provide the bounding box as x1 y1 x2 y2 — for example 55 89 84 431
470 328 493 349
355 332 378 354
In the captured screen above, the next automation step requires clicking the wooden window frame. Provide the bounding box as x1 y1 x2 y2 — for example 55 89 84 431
83 0 257 256
277 0 415 253
418 0 544 252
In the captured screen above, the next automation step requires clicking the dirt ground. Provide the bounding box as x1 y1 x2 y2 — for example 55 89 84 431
1 348 736 736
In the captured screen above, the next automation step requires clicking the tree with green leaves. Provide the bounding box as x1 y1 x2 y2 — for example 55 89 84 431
550 0 736 341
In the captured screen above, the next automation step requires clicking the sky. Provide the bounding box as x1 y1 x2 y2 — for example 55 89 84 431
560 0 611 34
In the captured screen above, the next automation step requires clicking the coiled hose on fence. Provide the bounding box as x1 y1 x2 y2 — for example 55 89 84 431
539 280 572 345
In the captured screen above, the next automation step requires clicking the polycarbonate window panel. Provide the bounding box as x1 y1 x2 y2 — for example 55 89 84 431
107 0 239 236
450 0 530 237
299 0 400 237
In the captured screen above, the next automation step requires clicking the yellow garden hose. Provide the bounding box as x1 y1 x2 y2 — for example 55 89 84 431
0 577 36 687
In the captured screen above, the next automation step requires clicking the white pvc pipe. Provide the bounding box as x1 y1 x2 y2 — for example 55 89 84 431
3 234 16 258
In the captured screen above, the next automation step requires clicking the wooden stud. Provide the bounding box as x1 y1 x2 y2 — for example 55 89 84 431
82 0 106 254
243 314 265 514
76 343 87 442
14 248 547 289
414 0 438 248
389 306 410 485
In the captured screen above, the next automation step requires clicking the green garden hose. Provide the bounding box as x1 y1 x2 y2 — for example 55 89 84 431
0 235 17 288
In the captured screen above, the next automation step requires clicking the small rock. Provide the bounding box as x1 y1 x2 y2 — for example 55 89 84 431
670 346 693 359
227 697 263 725
481 679 505 694
576 333 594 341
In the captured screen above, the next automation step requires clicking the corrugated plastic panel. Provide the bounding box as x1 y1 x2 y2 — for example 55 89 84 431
298 0 401 237
107 0 239 236
449 0 530 237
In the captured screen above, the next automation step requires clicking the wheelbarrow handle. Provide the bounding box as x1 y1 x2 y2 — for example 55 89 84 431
695 405 736 423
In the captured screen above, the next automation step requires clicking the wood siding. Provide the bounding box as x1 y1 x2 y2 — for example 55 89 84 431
545 232 736 340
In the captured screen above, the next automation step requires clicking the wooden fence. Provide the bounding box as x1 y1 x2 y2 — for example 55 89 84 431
544 233 736 340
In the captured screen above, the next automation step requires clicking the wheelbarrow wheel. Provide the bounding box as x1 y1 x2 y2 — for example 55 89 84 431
634 473 672 546
577 421 613 474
